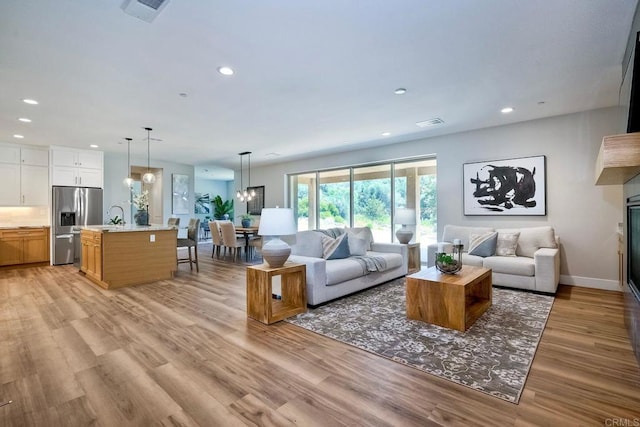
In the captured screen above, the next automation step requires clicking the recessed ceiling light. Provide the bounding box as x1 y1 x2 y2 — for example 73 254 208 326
217 66 234 76
394 88 407 95
13 134 24 139
22 99 38 105
90 144 99 148
381 132 391 136
501 107 514 114
537 101 545 105
179 93 188 97
18 117 32 123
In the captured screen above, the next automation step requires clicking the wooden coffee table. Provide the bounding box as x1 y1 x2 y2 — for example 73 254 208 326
406 265 492 332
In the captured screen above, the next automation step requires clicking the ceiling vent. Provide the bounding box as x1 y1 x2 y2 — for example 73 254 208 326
121 0 170 23
416 118 444 128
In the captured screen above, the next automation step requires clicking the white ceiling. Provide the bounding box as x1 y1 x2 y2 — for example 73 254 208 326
0 0 637 176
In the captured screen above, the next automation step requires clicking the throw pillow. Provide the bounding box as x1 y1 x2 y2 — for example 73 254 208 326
496 232 520 257
468 232 498 257
321 233 351 260
348 235 368 256
346 228 373 251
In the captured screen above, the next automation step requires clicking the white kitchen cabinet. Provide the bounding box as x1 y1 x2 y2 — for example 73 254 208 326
21 165 49 205
0 163 20 205
0 144 49 206
21 147 49 166
0 146 20 164
50 147 103 188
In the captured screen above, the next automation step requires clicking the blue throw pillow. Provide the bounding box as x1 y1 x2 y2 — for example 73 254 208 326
321 233 351 260
468 232 498 257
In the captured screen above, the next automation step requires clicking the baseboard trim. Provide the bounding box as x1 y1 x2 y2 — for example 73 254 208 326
559 275 621 291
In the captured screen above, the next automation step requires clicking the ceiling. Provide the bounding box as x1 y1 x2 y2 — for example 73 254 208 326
0 0 637 177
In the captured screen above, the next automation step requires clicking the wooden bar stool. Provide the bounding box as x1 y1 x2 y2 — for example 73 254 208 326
177 218 199 272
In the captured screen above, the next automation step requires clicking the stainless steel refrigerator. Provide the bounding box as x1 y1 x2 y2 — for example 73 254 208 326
52 186 103 266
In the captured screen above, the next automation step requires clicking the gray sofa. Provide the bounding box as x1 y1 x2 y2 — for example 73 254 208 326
288 227 408 306
427 225 560 293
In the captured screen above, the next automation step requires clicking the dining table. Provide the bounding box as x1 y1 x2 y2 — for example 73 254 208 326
235 226 259 261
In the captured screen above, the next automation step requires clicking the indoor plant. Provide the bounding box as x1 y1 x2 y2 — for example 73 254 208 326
212 195 234 220
133 190 150 226
239 213 253 227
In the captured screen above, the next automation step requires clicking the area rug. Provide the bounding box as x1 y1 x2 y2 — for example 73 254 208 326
285 278 554 403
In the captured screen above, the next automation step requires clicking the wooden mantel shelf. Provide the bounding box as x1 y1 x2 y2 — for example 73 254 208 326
596 132 640 185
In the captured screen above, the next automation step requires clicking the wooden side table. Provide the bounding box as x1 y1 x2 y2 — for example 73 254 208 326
406 242 421 274
246 262 307 324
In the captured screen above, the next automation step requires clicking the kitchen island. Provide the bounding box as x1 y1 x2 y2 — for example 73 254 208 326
80 225 178 289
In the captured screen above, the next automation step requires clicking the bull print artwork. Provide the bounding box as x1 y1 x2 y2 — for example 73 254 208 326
463 156 546 216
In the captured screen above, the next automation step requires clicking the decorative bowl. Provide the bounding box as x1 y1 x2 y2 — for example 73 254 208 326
435 252 462 274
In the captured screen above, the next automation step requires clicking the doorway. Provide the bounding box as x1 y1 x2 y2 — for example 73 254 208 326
131 166 163 225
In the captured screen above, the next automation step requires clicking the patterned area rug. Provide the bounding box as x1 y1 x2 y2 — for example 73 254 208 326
285 278 554 403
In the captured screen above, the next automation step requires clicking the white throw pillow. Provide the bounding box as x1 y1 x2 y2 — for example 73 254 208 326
348 236 368 256
496 232 520 257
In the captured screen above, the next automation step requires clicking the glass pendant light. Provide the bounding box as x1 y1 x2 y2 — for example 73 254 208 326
142 127 156 184
123 137 134 187
236 151 255 202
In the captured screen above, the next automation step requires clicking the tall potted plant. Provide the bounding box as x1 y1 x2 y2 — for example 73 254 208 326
212 195 234 220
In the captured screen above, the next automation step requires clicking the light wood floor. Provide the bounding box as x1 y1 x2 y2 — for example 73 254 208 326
0 244 639 426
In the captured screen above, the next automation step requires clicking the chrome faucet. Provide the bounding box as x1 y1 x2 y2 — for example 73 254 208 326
107 204 125 225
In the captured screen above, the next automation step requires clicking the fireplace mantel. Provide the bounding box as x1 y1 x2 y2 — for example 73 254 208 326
596 132 640 185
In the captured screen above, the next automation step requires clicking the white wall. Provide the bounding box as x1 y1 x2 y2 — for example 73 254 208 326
194 178 230 223
103 152 194 226
247 107 625 289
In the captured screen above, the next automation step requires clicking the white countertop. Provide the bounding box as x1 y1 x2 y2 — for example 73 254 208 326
80 224 178 233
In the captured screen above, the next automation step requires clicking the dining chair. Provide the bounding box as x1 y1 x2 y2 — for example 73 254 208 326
167 217 180 227
246 217 262 260
219 221 247 262
248 235 263 260
177 218 199 272
209 220 223 258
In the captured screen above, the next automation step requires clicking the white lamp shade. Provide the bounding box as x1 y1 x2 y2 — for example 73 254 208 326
258 208 296 236
395 208 416 225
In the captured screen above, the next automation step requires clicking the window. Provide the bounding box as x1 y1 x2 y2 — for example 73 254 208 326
288 156 436 245
318 169 350 229
394 158 437 246
353 164 392 243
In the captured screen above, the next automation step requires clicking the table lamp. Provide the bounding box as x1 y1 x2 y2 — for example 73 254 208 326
258 207 297 267
395 208 416 244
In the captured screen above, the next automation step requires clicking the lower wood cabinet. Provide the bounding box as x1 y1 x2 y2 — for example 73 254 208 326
81 230 102 282
0 227 50 266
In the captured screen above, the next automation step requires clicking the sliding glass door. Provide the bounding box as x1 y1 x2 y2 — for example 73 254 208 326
288 156 436 245
353 164 392 243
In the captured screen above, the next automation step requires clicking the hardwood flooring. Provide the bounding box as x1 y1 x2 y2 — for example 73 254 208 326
0 244 639 426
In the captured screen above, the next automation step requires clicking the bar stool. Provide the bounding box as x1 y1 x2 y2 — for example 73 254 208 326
177 218 199 272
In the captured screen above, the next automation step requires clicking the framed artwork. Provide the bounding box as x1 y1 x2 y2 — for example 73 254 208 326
247 186 265 215
195 193 210 214
172 173 189 214
463 155 546 216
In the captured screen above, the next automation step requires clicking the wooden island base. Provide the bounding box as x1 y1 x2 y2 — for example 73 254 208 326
81 227 178 289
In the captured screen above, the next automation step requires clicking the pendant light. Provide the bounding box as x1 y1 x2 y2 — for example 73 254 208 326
123 137 134 188
142 127 156 184
236 151 256 202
